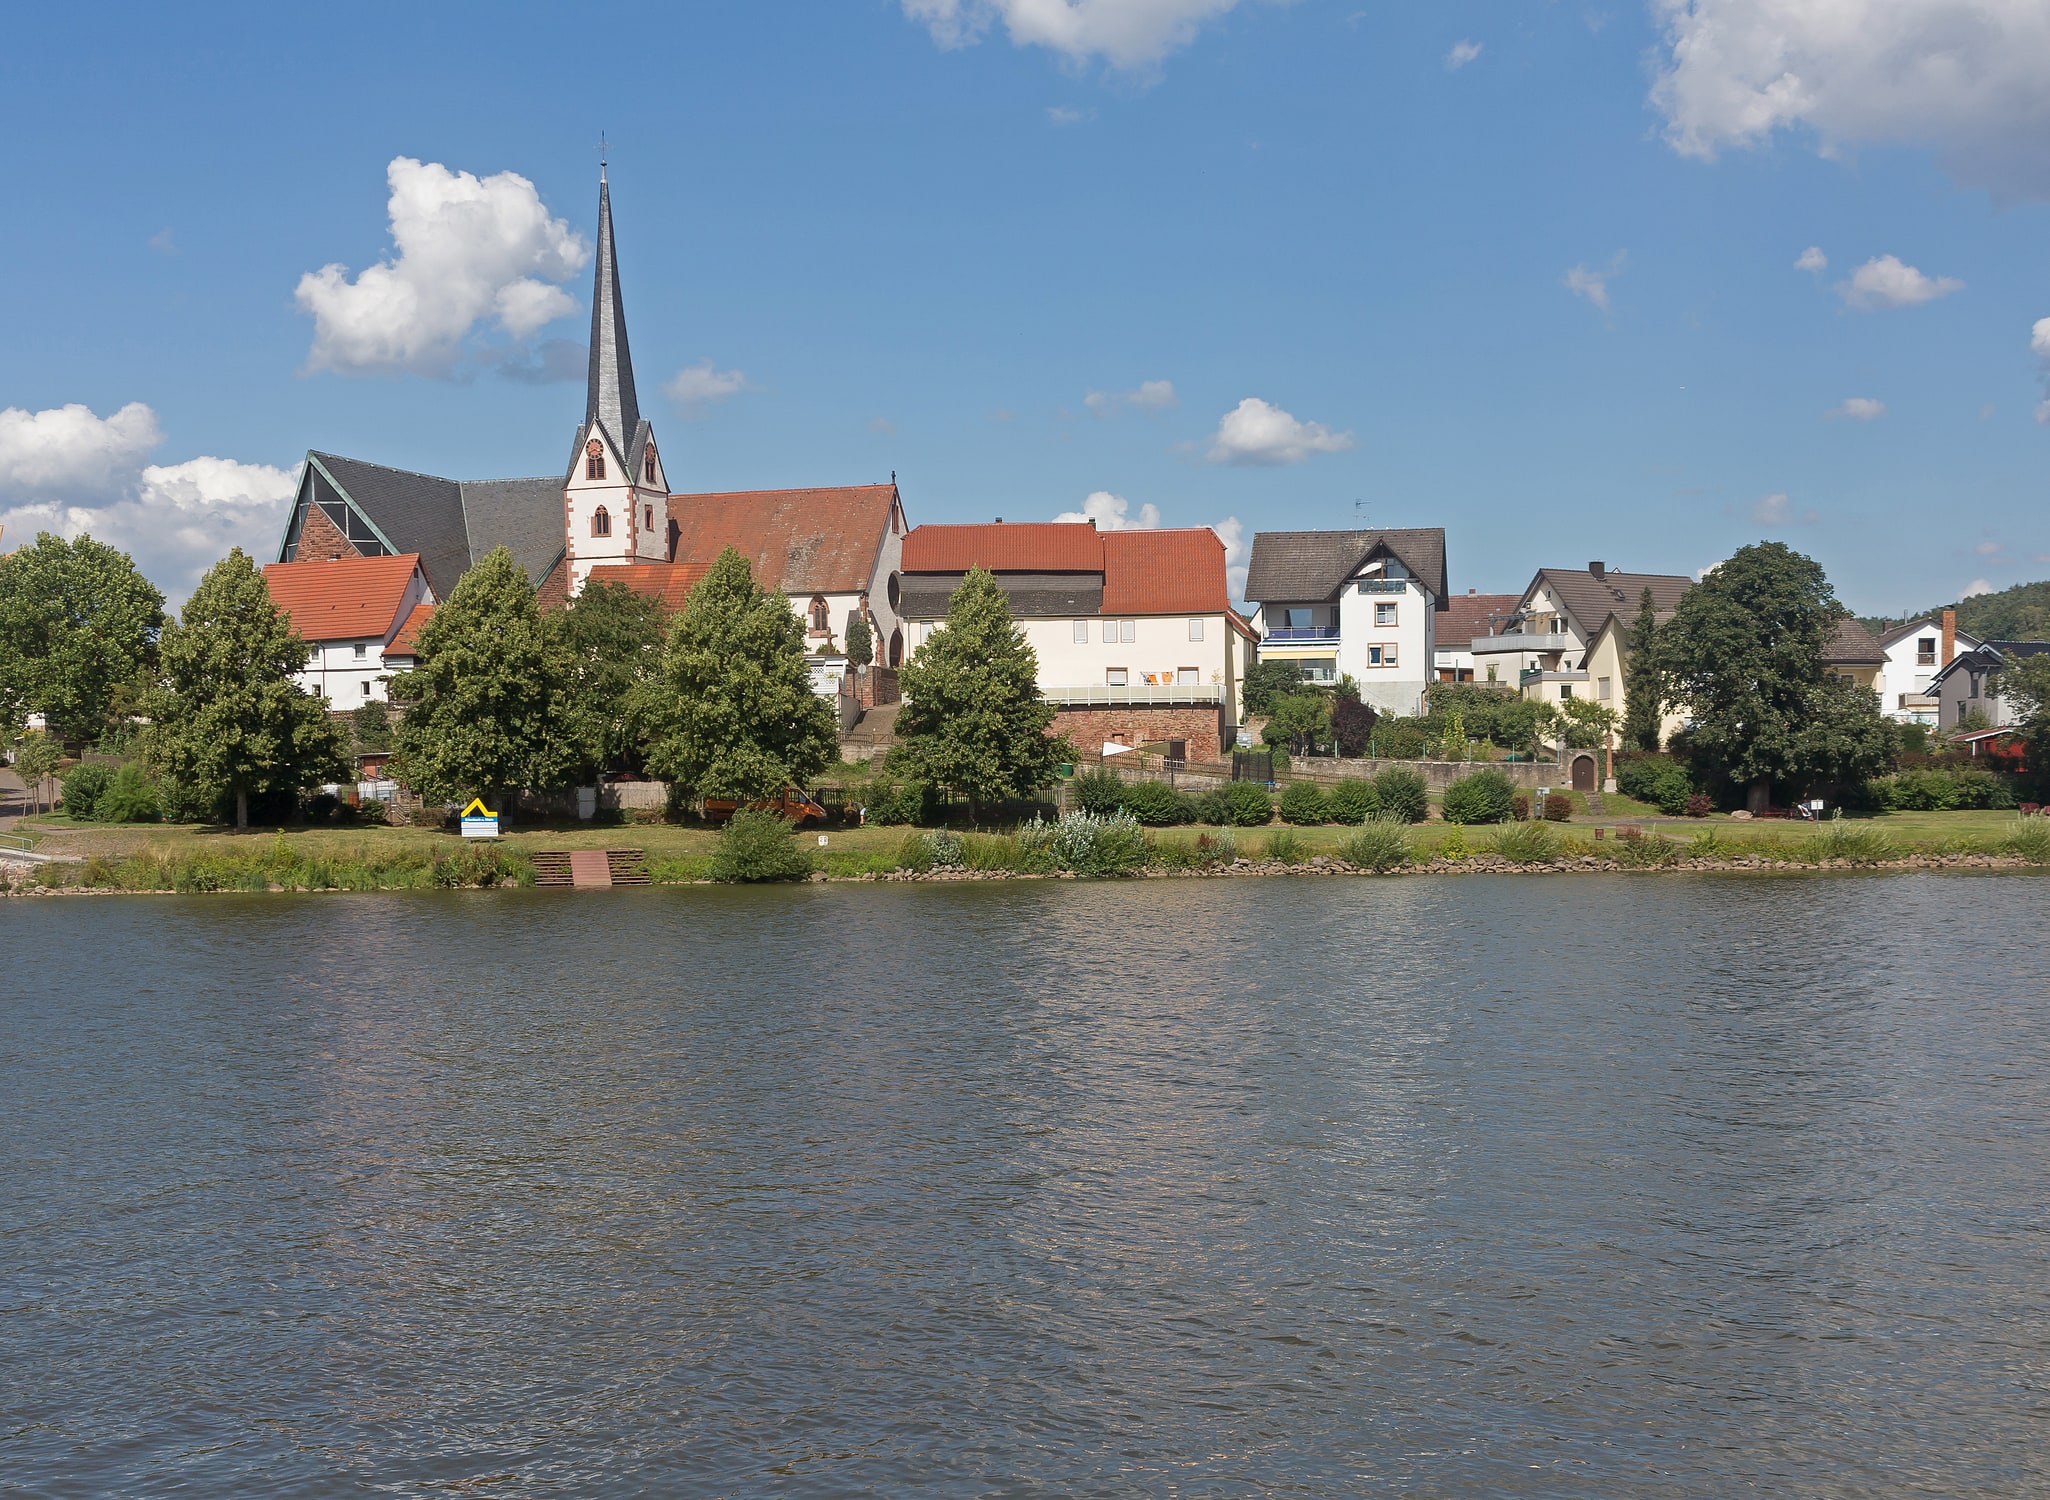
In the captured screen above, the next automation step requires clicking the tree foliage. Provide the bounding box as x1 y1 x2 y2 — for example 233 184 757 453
844 614 874 668
1330 677 1377 757
143 549 348 828
551 577 668 781
1559 696 1620 750
1992 651 2050 794
12 730 62 816
1620 587 1667 752
1263 693 1330 757
644 547 839 805
0 532 164 741
895 567 1069 814
1241 659 1304 717
390 547 575 817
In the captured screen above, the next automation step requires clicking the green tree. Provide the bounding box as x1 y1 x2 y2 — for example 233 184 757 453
644 547 839 805
0 532 164 741
551 577 668 781
895 567 1069 818
390 547 575 821
1263 693 1330 757
1559 697 1619 750
1620 586 1668 752
845 614 874 668
1660 542 1840 808
1999 652 2050 795
1792 675 1899 791
12 730 62 817
350 700 393 754
1330 677 1377 757
143 549 348 829
1242 659 1304 717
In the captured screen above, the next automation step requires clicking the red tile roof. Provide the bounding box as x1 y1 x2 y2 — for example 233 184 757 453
1440 592 1521 644
1100 529 1230 615
667 484 899 595
387 603 434 656
586 561 711 610
901 522 1104 574
262 554 423 643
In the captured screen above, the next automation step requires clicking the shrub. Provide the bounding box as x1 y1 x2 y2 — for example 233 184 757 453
1441 768 1517 825
1616 753 1693 815
1490 819 1558 865
409 804 448 830
1071 767 1128 816
1510 794 1531 822
1279 781 1330 825
1542 794 1572 822
1118 778 1188 826
1952 768 2015 810
304 791 340 825
1684 793 1714 819
2000 817 2050 864
1609 830 1682 867
1263 828 1309 865
710 808 814 882
1199 781 1275 826
96 763 162 823
59 762 115 820
1028 809 1147 876
1798 814 1899 866
867 781 935 826
1374 766 1429 824
1339 814 1410 872
1327 778 1379 823
1148 829 1237 870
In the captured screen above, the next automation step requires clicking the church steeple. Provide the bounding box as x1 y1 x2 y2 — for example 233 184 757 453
584 164 641 456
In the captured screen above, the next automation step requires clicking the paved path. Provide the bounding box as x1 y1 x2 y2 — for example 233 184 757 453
0 766 32 831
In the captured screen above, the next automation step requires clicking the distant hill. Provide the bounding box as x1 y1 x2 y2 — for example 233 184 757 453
1860 578 2050 643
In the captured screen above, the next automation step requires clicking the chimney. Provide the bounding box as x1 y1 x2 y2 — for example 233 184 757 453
1942 608 1956 667
1588 561 1606 579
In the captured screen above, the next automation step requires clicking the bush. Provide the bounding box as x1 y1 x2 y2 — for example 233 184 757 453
1339 815 1410 872
1024 810 1146 876
1609 829 1682 867
710 808 814 882
1542 793 1572 822
1368 718 1430 761
2000 817 2050 864
896 832 936 872
409 804 448 829
1278 781 1330 825
1263 828 1309 865
1327 778 1379 824
1616 753 1693 815
1684 793 1714 818
1798 814 1899 866
1071 767 1128 816
304 791 340 825
95 763 162 823
867 781 935 826
1197 781 1275 826
1441 768 1517 825
59 762 115 820
1118 778 1189 826
1374 767 1429 824
1490 819 1559 865
1148 829 1237 870
1510 794 1531 821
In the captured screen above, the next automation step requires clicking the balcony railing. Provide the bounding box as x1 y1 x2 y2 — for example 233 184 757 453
1355 579 1406 594
1262 626 1341 643
1519 669 1589 686
1044 683 1224 706
1472 632 1576 654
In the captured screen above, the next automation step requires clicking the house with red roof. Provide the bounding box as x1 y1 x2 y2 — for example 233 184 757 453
261 553 433 707
897 521 1255 762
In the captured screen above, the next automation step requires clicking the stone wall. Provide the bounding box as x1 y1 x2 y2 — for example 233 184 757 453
1050 703 1228 764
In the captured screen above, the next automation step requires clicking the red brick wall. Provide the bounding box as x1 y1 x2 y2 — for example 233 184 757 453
295 503 357 564
1050 704 1227 763
536 555 569 612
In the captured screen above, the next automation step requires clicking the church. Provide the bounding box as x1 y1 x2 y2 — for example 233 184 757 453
265 168 912 706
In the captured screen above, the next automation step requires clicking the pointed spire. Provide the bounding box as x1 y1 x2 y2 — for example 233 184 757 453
585 167 640 457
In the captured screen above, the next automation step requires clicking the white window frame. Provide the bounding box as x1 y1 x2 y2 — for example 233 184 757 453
1188 618 1204 641
1074 620 1088 644
1106 667 1128 687
1374 602 1397 627
1177 667 1198 685
1102 619 1118 644
1120 619 1136 644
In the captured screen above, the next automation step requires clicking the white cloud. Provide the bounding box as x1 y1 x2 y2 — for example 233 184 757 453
663 360 753 414
1204 398 1355 466
902 0 1244 69
1046 105 1093 125
1795 245 1827 272
0 402 292 606
1444 39 1483 70
295 157 589 377
1827 397 1886 421
1054 490 1161 529
1565 252 1628 315
1212 514 1248 600
1837 255 1963 309
1975 540 2003 556
1751 491 1817 527
1084 378 1177 416
1650 0 2050 198
0 402 161 495
1963 578 1994 598
2033 318 2050 421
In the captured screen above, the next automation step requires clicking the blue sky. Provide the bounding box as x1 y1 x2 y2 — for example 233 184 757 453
1 0 2046 613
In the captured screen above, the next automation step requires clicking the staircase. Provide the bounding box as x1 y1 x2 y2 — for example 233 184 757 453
1584 790 1606 816
841 701 902 755
531 849 651 888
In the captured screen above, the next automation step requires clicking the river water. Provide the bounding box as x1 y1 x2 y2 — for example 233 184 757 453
4 875 2047 1497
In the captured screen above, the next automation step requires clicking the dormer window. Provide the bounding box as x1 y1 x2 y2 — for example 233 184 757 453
644 449 657 485
586 440 606 481
591 506 612 537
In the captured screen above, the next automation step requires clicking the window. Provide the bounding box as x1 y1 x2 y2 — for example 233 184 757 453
1486 663 1498 682
1188 618 1204 642
352 643 367 660
591 507 611 537
1552 616 1566 635
1074 620 1088 644
1375 602 1397 627
1561 684 1574 699
1107 668 1128 687
1286 607 1314 629
361 680 372 697
1917 637 1937 666
644 449 657 485
1969 673 1983 699
1121 620 1136 644
645 505 654 530
1103 619 1118 643
1383 644 1397 667
1178 667 1198 685
809 597 830 632
585 440 606 480
1597 676 1612 699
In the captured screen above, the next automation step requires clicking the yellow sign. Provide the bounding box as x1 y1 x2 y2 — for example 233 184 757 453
459 797 496 819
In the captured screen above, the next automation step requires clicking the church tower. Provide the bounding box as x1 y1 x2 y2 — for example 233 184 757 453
563 164 669 593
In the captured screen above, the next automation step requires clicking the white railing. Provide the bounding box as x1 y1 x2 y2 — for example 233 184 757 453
1471 632 1576 654
1043 683 1223 706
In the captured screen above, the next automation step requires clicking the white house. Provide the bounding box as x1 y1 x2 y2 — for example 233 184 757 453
1877 612 1982 724
1242 528 1447 717
262 553 434 705
1471 562 1692 711
1432 590 1520 683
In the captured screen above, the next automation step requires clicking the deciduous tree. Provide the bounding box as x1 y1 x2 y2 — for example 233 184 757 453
550 577 668 781
643 547 838 804
143 548 347 828
12 730 62 817
895 567 1068 818
0 532 164 742
390 547 575 820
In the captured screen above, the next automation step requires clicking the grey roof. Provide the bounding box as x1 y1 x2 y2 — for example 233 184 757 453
1879 616 1983 651
1525 566 1693 638
1821 617 1888 666
1243 528 1449 608
583 171 641 465
1928 639 2050 686
458 478 567 587
304 452 566 598
899 572 1104 621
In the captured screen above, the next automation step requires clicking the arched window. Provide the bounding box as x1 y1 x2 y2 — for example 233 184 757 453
644 504 654 531
644 449 658 485
887 572 901 609
585 440 606 481
591 506 611 537
889 628 903 667
809 596 830 632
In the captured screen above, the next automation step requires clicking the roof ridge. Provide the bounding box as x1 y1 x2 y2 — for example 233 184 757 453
312 451 458 485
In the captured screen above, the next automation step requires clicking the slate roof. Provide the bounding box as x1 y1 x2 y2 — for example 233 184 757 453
458 478 565 589
1928 639 2050 687
668 485 900 596
584 172 641 463
901 522 1104 575
1879 616 1983 652
1242 529 1449 609
300 453 565 598
1821 617 1888 666
1439 592 1522 646
585 561 711 610
1100 529 1230 616
262 554 423 643
1526 566 1692 637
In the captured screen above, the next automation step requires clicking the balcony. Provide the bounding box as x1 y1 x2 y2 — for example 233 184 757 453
1472 632 1576 655
1262 626 1342 644
1519 669 1589 687
1044 683 1224 706
1355 579 1406 594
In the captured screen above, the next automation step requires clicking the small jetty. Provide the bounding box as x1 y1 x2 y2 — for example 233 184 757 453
530 849 652 889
